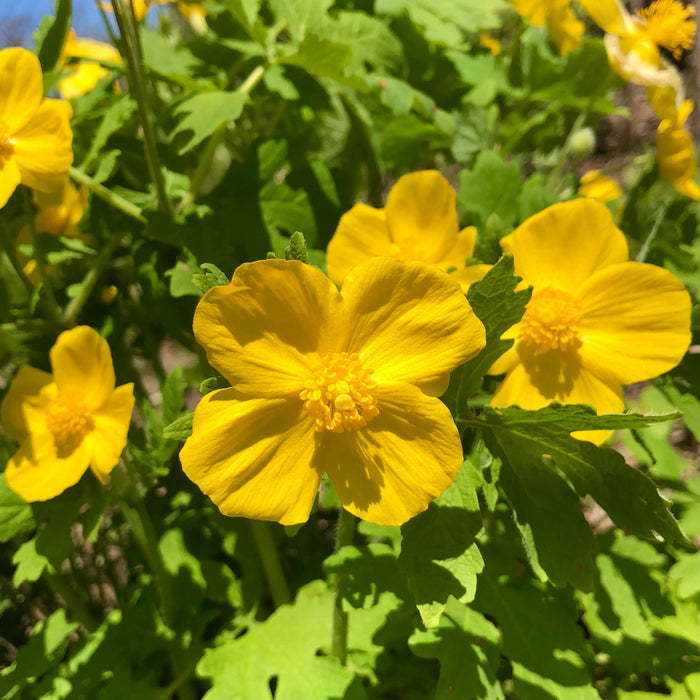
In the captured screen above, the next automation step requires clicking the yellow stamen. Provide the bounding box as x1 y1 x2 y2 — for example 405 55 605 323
299 352 379 433
45 391 94 454
637 0 696 59
519 287 582 354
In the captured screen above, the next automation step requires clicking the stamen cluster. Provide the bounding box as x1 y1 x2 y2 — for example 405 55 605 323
519 287 583 354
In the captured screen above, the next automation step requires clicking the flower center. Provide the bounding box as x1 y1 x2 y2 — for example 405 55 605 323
636 0 696 58
299 352 379 433
45 391 94 453
389 238 428 263
519 287 582 355
0 120 15 167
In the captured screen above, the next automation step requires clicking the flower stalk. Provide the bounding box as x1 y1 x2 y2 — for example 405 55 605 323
69 166 146 223
331 507 356 665
248 520 292 607
111 0 172 216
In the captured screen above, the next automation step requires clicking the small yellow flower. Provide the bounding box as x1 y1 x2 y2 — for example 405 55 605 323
488 198 691 443
58 31 121 100
0 48 73 209
578 169 623 201
180 257 486 526
579 0 695 89
510 0 584 55
647 86 700 200
480 33 502 55
1 327 135 501
326 170 483 288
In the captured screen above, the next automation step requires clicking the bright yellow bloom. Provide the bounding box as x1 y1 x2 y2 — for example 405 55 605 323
58 31 121 99
180 258 486 526
0 48 73 209
17 180 89 280
1 327 135 501
579 0 695 90
488 199 691 443
480 33 502 55
647 86 700 200
578 169 623 201
326 170 482 288
510 0 584 55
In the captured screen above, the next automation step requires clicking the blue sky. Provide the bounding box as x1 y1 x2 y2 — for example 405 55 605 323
0 0 109 46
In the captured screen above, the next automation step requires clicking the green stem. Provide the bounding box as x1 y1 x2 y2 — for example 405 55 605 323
176 64 267 213
249 520 292 607
111 0 173 216
63 232 126 324
0 224 35 297
331 508 356 665
70 166 146 223
635 207 665 263
23 190 63 324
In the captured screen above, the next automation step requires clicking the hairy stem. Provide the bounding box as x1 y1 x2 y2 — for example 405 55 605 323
331 508 356 665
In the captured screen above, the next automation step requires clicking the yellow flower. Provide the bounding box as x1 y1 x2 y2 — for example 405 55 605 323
0 48 73 209
17 179 89 281
578 169 623 201
180 258 486 526
326 170 482 288
1 326 135 502
480 33 502 55
579 0 695 89
58 31 121 99
488 199 691 443
647 86 700 200
510 0 584 56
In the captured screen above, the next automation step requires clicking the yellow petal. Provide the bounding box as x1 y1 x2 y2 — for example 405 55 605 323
180 389 320 525
657 121 700 200
605 33 683 89
579 0 633 35
500 199 629 294
0 366 56 442
59 63 111 100
434 226 478 270
578 170 623 201
5 428 92 501
550 4 585 56
511 0 548 26
341 258 485 396
12 99 74 192
577 262 692 384
384 170 460 264
317 383 463 525
0 48 44 133
0 157 22 210
491 360 622 444
326 203 392 287
50 326 116 411
90 383 135 483
63 35 120 63
194 259 342 397
448 263 493 294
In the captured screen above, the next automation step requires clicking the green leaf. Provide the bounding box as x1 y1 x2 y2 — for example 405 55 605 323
200 375 230 395
483 404 686 545
410 597 504 700
475 550 599 700
161 366 185 425
0 474 35 543
442 254 530 420
12 537 50 586
268 0 333 41
163 412 194 442
192 262 231 293
458 150 522 229
668 551 700 601
323 543 408 609
140 28 201 78
399 461 484 627
445 51 512 107
263 65 300 101
81 95 137 171
197 581 364 700
34 0 72 73
224 0 264 39
171 91 249 154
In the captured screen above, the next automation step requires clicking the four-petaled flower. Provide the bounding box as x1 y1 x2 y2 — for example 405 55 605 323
326 170 489 290
488 198 691 443
180 257 486 526
1 326 135 501
510 0 585 56
579 0 695 91
0 48 74 209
